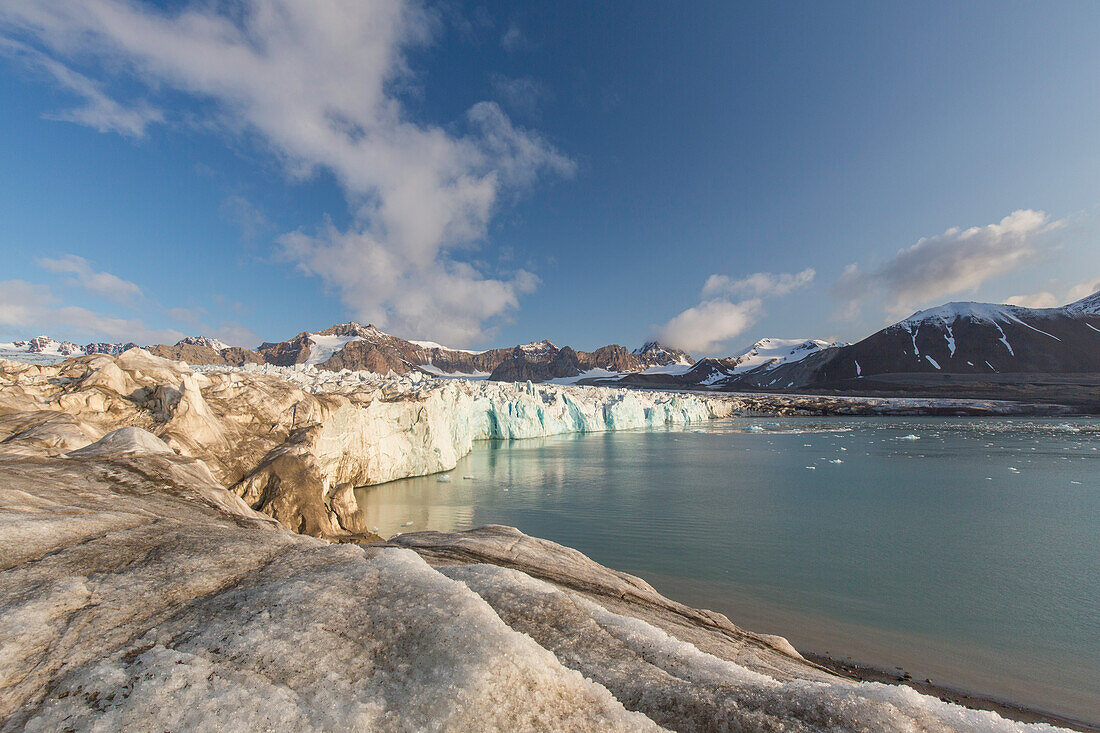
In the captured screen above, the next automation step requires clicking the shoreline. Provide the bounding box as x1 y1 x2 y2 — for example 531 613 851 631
804 652 1099 732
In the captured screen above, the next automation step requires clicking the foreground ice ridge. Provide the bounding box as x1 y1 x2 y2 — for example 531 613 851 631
0 430 1065 731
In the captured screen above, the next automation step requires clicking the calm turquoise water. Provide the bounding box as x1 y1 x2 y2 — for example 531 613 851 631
355 417 1100 724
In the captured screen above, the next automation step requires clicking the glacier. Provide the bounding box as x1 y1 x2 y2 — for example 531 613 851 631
0 350 1077 730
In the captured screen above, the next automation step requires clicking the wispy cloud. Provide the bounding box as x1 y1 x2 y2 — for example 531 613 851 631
490 73 548 117
220 195 271 242
8 257 261 346
37 254 144 304
0 0 572 346
702 268 815 299
0 279 183 344
500 23 527 52
834 209 1062 319
658 269 814 354
0 38 162 136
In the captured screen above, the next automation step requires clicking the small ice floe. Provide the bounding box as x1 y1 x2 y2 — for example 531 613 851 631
839 447 847 451
437 474 452 483
402 520 414 527
1071 480 1082 485
803 443 813 447
805 466 816 470
463 475 477 480
744 425 765 433
1008 467 1020 473
897 434 921 441
829 459 843 464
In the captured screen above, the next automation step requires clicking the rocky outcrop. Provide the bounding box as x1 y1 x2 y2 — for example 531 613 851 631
578 344 645 372
319 338 417 373
488 344 586 381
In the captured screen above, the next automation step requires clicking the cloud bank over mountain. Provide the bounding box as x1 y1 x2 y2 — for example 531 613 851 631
834 210 1062 320
658 269 815 354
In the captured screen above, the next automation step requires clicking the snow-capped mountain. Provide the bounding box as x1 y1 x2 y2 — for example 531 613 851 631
726 338 845 374
176 335 231 351
515 339 558 361
632 341 694 367
254 323 515 375
727 291 1100 390
0 336 136 364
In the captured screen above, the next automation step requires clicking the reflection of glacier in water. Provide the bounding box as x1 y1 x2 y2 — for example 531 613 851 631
356 416 1100 726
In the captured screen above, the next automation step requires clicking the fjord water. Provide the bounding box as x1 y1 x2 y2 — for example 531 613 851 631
356 417 1100 724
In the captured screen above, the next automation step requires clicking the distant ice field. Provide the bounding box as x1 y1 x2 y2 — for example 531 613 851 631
357 416 1100 726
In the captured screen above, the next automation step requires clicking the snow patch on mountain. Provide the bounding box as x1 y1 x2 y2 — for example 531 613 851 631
305 334 365 365
419 363 491 379
728 338 843 374
1064 289 1100 316
410 340 481 355
640 362 695 376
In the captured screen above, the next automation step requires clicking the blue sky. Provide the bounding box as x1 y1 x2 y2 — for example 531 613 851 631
1 1 1098 354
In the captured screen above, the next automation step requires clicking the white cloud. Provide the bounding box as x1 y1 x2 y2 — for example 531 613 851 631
702 268 815 299
279 222 539 345
658 298 762 355
657 268 813 355
0 280 183 344
0 281 57 331
1005 292 1059 309
5 266 257 346
0 38 161 136
0 0 572 345
1005 274 1100 310
834 209 1061 319
37 254 144 304
1067 275 1100 302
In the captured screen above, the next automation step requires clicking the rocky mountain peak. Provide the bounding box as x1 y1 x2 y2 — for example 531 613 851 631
176 335 231 351
632 340 694 366
513 340 557 362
